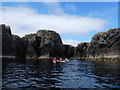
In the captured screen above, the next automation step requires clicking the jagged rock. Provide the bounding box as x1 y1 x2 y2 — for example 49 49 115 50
86 28 120 58
1 24 25 59
2 24 120 60
2 24 16 56
22 30 65 58
37 30 65 57
63 44 74 58
74 42 90 58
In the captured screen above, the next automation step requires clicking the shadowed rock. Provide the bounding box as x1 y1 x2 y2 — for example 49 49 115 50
22 34 37 58
1 24 24 59
2 24 16 57
74 42 90 58
12 35 25 57
63 44 75 58
1 24 120 60
22 30 65 58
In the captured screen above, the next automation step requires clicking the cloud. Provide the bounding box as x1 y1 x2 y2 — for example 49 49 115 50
63 39 80 46
1 6 108 37
64 4 77 12
41 2 64 15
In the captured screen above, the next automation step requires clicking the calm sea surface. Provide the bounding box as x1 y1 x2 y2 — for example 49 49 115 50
2 59 120 88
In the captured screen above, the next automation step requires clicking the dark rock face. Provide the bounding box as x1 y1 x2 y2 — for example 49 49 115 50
36 30 65 57
12 35 25 57
71 28 120 60
86 28 120 58
1 24 120 60
22 34 37 58
22 30 65 58
63 44 74 58
74 42 90 58
2 24 16 56
1 24 24 59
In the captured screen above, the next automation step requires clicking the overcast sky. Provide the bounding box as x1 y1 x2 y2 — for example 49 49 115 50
0 2 118 46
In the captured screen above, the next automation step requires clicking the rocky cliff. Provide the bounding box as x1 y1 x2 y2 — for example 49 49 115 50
1 24 24 59
73 28 120 60
63 44 74 58
1 24 120 60
22 30 65 59
73 42 90 59
86 28 120 59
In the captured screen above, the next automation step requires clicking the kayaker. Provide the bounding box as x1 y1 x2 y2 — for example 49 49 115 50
52 57 57 63
58 58 63 62
65 58 69 61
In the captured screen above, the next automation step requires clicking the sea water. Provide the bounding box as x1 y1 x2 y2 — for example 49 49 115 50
2 59 120 88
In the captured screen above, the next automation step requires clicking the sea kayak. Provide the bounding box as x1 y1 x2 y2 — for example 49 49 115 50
57 60 65 62
61 61 65 62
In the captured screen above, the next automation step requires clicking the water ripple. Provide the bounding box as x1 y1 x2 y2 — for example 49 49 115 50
2 59 120 88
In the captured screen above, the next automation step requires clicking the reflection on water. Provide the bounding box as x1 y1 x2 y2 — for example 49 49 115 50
2 59 120 88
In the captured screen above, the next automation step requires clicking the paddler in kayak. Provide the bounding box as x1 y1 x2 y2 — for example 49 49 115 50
52 57 57 64
65 58 69 61
59 58 62 62
58 58 65 62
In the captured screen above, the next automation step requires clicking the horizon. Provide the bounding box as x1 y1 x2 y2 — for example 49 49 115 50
1 2 118 46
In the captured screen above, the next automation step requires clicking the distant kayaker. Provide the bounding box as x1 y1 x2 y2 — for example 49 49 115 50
52 57 57 64
65 58 69 61
58 58 63 62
